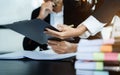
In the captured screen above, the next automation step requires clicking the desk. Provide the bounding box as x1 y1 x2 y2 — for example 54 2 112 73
0 59 76 75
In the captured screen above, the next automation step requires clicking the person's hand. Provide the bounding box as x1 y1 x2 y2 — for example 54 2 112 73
48 40 77 54
37 1 54 19
45 24 77 39
45 24 87 39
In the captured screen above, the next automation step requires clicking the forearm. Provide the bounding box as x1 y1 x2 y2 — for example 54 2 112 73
75 24 88 37
67 24 87 38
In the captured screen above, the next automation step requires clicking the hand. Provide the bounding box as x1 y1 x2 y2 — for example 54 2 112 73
48 40 77 54
37 1 54 19
45 24 87 39
45 24 77 39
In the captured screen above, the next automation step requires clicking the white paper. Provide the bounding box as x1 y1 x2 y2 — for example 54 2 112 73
0 49 76 60
24 49 76 60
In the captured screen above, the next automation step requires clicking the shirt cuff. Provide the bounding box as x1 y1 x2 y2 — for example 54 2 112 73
81 16 106 36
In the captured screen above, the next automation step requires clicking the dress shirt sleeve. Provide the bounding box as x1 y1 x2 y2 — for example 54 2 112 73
79 15 106 38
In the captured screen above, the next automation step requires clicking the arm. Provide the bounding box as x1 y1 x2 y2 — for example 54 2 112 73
45 16 105 39
37 1 53 20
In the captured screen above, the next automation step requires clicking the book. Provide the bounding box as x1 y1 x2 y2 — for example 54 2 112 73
76 70 120 75
78 39 114 46
77 45 112 53
78 44 120 53
76 52 120 61
0 49 76 60
75 61 120 72
76 70 109 75
77 39 120 53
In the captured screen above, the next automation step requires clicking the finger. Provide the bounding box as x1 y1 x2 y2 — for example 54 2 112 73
53 48 66 54
57 24 64 31
52 46 67 54
57 24 69 31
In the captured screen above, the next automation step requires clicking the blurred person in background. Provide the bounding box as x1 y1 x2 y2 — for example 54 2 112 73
23 0 104 51
45 0 120 54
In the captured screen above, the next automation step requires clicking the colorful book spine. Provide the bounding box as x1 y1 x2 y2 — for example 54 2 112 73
76 52 120 61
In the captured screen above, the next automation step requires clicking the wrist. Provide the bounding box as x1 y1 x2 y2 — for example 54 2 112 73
37 15 44 20
70 43 77 53
76 24 87 36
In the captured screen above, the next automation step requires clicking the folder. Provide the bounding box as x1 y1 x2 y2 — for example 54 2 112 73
1 19 60 44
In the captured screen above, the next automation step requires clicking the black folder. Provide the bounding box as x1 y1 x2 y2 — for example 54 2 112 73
1 19 60 44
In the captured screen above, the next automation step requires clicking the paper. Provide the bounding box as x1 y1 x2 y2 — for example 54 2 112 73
0 49 76 60
77 39 114 53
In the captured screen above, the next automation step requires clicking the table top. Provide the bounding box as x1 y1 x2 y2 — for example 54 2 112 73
0 59 120 75
0 59 76 75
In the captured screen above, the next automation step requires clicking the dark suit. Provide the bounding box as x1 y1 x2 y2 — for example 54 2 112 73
22 0 105 50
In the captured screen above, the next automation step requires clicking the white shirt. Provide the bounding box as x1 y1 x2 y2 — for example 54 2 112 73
50 7 105 38
80 16 106 38
50 7 64 28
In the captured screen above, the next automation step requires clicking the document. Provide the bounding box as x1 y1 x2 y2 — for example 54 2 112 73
1 19 60 44
0 49 76 60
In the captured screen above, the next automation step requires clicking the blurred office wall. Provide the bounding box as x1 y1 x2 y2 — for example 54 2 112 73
0 0 43 52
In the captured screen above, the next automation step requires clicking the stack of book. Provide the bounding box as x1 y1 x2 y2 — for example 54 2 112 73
75 38 120 75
